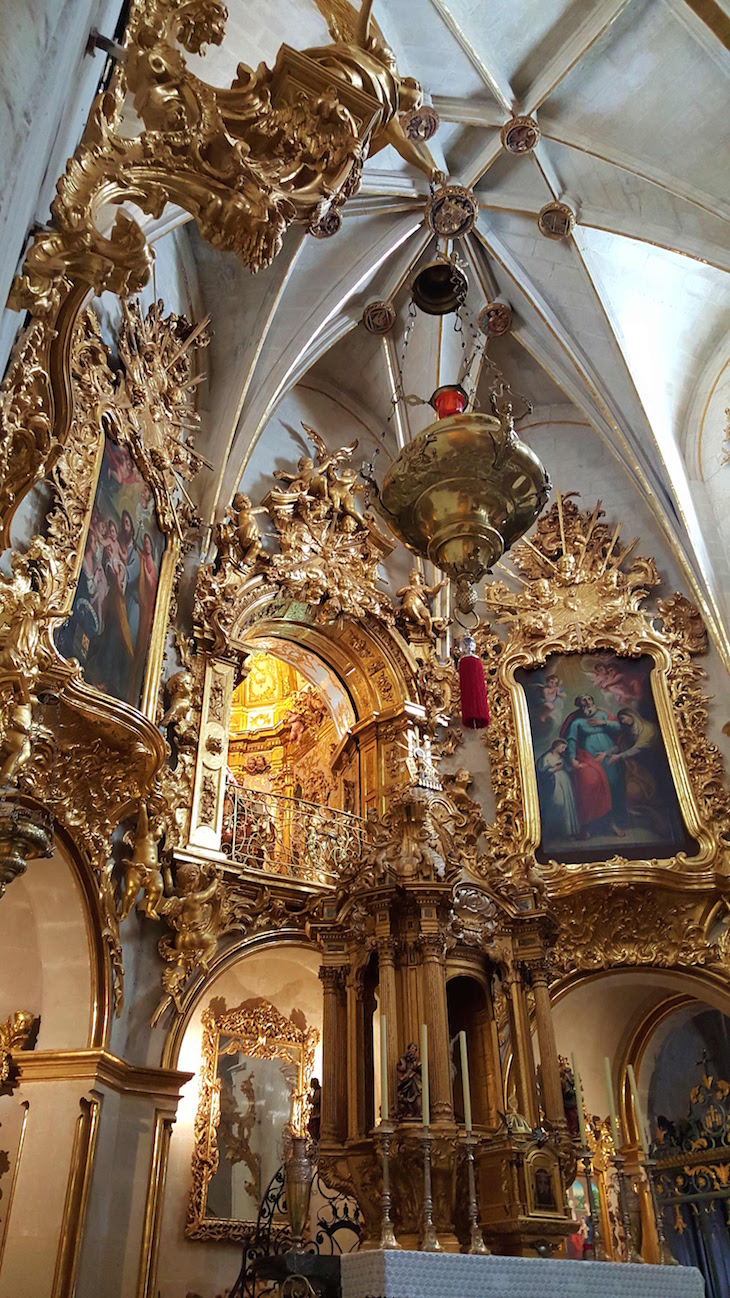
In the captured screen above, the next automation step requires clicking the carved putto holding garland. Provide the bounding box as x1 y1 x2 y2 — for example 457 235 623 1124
470 494 730 904
196 424 396 644
265 425 395 624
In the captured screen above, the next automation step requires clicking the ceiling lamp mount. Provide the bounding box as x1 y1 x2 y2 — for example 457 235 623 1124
501 115 541 154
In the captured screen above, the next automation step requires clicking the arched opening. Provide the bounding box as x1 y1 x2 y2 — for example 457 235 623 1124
222 644 361 882
446 974 498 1129
0 838 99 1051
549 968 730 1274
159 940 323 1297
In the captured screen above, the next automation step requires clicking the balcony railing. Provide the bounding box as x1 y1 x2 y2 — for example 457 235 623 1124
221 783 366 885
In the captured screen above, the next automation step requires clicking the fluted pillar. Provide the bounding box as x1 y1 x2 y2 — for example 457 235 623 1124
319 964 347 1141
377 940 399 1122
529 959 564 1127
420 935 453 1122
504 967 538 1127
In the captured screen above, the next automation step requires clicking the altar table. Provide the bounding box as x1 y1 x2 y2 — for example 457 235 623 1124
340 1250 705 1298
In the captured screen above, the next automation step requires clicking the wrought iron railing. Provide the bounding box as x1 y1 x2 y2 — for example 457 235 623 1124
222 784 365 885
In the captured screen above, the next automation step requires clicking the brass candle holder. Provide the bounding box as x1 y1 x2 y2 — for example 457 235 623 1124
463 1132 491 1255
643 1156 678 1267
612 1152 643 1263
578 1148 598 1261
421 1127 441 1252
376 1123 400 1250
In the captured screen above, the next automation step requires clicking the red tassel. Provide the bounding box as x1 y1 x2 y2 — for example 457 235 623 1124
459 648 489 729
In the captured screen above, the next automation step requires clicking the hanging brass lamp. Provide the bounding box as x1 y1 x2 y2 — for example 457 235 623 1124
411 254 468 316
380 384 550 597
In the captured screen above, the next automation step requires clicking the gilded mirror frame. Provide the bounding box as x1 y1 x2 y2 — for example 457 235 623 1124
187 999 318 1243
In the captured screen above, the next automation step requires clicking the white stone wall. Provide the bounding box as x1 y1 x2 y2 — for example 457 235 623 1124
0 0 124 374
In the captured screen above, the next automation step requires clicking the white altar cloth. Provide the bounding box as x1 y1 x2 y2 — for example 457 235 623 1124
340 1250 705 1298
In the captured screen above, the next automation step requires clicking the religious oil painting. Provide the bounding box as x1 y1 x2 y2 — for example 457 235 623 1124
56 435 165 709
515 652 693 865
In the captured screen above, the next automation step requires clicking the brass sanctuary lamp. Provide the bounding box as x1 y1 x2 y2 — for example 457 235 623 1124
378 381 549 727
380 383 549 613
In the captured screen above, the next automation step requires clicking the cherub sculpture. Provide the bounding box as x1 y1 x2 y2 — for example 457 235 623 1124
0 700 33 787
118 801 164 921
395 569 446 638
228 492 267 569
273 425 359 517
160 668 195 743
158 861 223 1014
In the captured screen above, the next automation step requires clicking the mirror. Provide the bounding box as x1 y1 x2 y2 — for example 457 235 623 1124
187 999 318 1242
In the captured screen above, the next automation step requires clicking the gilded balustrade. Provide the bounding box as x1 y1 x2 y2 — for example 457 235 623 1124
221 784 366 885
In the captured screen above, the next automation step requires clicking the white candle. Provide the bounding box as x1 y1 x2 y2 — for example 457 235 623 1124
459 1030 473 1131
572 1052 587 1147
420 1023 430 1128
627 1064 649 1156
604 1057 621 1151
380 1014 389 1123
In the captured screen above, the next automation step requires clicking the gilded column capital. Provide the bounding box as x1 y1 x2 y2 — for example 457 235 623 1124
319 964 348 990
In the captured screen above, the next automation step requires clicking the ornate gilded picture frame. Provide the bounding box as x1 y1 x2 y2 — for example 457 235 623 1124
187 999 318 1243
475 495 730 891
48 299 209 722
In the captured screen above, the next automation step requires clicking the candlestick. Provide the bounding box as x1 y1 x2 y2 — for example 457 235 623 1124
643 1155 678 1266
626 1064 649 1156
421 1023 430 1128
421 1128 441 1251
579 1149 597 1262
463 1132 491 1254
380 1014 389 1123
612 1152 643 1264
572 1052 587 1147
376 1123 400 1250
459 1030 473 1131
604 1057 621 1152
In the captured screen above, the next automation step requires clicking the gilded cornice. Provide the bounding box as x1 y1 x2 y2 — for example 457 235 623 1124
15 1048 192 1102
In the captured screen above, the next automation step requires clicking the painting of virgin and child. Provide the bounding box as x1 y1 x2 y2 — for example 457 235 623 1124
56 436 165 709
516 653 694 865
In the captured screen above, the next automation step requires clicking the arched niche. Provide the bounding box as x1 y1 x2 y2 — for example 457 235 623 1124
236 608 420 722
191 597 423 849
157 938 322 1297
0 835 104 1051
548 967 730 1134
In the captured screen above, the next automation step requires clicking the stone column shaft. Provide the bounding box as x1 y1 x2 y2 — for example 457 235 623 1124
531 965 564 1127
420 938 453 1122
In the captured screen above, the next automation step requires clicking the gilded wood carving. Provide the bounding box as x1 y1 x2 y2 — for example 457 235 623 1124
472 494 730 896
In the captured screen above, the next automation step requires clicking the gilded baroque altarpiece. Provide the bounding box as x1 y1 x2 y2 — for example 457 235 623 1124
472 494 730 981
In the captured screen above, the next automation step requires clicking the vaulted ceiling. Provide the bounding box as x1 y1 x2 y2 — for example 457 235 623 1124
153 0 730 664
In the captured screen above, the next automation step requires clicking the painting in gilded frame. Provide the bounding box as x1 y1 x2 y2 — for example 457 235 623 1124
515 652 695 866
55 434 165 709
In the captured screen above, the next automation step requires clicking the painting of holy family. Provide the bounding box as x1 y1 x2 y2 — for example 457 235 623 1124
516 653 693 865
56 435 165 709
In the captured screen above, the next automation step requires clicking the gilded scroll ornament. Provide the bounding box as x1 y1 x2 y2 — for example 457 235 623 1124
6 0 427 528
155 860 225 1018
471 494 730 892
0 1011 38 1087
550 887 729 976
